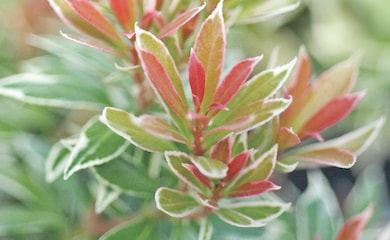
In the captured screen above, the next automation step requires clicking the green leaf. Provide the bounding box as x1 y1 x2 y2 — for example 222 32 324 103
224 145 278 194
100 107 180 152
0 207 65 236
194 1 226 113
228 58 296 111
95 183 121 213
0 73 109 109
191 156 228 180
155 187 202 218
94 158 159 197
216 201 290 228
205 98 291 148
64 117 130 179
198 219 213 240
99 218 158 240
295 171 343 240
165 152 209 194
45 139 73 182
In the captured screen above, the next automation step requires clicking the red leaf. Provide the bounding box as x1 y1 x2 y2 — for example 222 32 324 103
110 0 135 31
139 50 187 119
182 164 211 189
210 135 233 164
213 56 261 109
282 47 312 126
158 4 205 38
336 205 374 240
277 127 301 150
67 0 120 41
225 151 251 182
188 49 206 113
229 180 280 197
300 92 364 139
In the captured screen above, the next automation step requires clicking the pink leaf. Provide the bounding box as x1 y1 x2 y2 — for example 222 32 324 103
336 205 374 240
300 92 364 139
188 49 206 113
110 0 136 31
67 0 120 41
138 49 187 119
225 151 251 182
182 164 211 189
277 127 301 150
212 56 261 109
229 180 280 197
210 135 233 164
158 4 205 38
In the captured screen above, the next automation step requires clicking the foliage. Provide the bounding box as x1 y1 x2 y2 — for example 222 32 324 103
0 0 387 239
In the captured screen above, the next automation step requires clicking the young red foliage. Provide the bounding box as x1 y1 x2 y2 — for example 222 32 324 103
188 49 206 113
336 206 373 240
138 50 187 119
109 0 135 31
229 180 280 197
67 0 120 41
225 151 251 182
182 163 212 189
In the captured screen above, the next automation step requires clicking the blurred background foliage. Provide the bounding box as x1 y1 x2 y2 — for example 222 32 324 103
0 0 389 239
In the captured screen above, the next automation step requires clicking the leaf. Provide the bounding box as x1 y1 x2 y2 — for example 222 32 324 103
155 187 202 218
211 56 262 112
109 0 136 32
277 127 300 150
191 156 228 180
0 207 65 236
281 117 385 168
158 3 206 38
210 135 233 164
137 50 187 120
45 140 72 182
313 117 385 155
60 31 121 55
99 218 158 240
198 219 213 240
95 183 121 213
66 0 122 43
229 180 280 197
336 205 373 240
233 0 301 24
295 171 343 240
63 117 130 179
0 73 109 109
135 26 187 105
165 151 209 193
283 147 356 169
227 58 296 115
194 1 226 113
300 92 364 139
100 107 180 152
291 56 359 131
188 49 206 112
225 145 277 193
216 201 290 228
206 98 291 148
139 115 187 143
94 158 159 197
225 150 251 182
183 164 212 190
48 0 113 44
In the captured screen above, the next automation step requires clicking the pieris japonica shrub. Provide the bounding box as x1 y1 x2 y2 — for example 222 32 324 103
0 0 387 239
